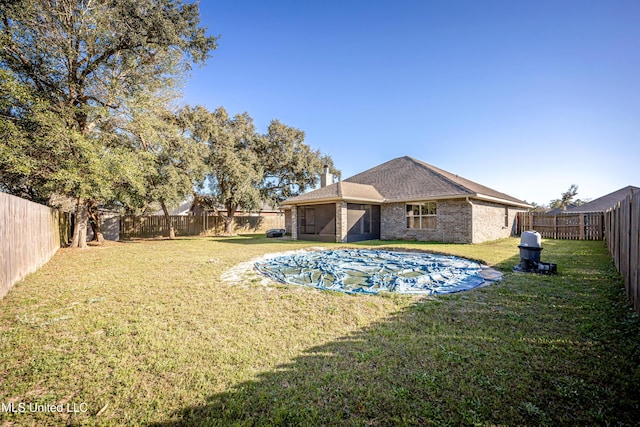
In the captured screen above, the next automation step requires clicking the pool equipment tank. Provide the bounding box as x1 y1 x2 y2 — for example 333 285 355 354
514 231 557 274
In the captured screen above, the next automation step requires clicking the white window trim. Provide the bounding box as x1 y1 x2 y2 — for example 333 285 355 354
406 202 437 230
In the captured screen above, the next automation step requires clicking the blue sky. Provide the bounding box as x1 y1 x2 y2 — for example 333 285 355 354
182 1 640 206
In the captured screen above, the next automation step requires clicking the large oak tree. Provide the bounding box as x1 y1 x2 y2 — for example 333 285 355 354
128 101 209 239
258 119 338 204
0 0 217 247
188 106 338 235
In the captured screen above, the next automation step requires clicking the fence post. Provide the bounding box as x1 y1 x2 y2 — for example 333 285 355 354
629 199 633 292
627 197 632 298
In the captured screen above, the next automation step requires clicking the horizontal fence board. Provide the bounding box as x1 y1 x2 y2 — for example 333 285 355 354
120 214 285 239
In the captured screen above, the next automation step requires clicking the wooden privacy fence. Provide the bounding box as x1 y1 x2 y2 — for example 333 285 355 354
605 194 640 314
120 214 285 239
0 192 69 300
517 212 604 240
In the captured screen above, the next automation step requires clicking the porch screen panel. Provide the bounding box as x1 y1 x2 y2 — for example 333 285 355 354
346 204 381 241
297 204 335 236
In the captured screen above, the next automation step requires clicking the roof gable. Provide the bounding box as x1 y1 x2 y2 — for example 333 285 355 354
283 156 530 208
346 156 528 206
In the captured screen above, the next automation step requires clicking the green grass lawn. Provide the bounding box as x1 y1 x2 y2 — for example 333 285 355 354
0 236 638 426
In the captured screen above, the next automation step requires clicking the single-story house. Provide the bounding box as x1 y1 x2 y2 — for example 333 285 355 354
281 156 531 244
547 203 579 215
566 186 639 213
153 200 194 216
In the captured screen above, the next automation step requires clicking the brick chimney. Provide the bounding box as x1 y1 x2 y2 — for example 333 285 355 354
320 164 334 188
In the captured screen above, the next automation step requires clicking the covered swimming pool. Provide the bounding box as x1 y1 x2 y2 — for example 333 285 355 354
254 249 501 295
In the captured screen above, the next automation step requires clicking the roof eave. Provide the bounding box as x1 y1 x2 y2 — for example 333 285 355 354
386 193 531 208
282 196 384 206
386 194 471 203
283 193 530 209
473 193 532 209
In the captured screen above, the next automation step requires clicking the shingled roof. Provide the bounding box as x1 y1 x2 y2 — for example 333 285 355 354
567 185 639 213
283 181 384 205
284 156 530 208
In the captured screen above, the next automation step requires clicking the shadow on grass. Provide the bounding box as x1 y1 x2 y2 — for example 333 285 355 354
207 234 302 244
106 239 143 244
213 237 451 246
118 234 284 244
149 284 640 426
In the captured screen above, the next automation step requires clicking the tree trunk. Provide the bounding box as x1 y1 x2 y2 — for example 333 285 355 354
224 214 235 235
87 200 105 244
89 220 105 244
70 198 89 248
224 202 237 235
161 201 176 239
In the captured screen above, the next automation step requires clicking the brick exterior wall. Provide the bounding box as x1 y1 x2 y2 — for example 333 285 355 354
471 200 526 243
380 199 525 244
290 207 297 240
290 198 526 244
381 200 472 243
336 202 347 243
284 208 292 235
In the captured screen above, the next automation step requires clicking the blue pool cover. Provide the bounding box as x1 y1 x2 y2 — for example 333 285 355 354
254 249 496 295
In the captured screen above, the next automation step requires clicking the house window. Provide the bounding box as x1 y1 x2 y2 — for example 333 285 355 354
504 206 509 228
406 202 437 229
